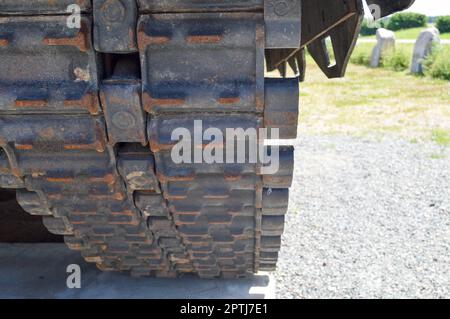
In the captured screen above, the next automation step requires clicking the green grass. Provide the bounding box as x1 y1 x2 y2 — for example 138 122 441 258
361 27 450 40
383 47 410 71
350 43 414 70
431 129 450 146
300 55 450 143
430 153 447 159
423 45 450 80
351 42 450 82
350 43 372 66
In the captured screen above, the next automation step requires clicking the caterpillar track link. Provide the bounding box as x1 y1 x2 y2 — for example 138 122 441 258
0 0 414 278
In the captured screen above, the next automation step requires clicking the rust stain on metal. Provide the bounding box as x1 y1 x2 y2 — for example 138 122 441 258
90 193 125 201
255 96 264 111
111 210 134 216
63 138 108 153
89 174 115 185
109 218 139 226
228 211 241 216
186 35 222 44
71 220 86 225
43 31 89 52
64 93 100 115
224 175 241 182
99 91 107 112
66 243 82 250
72 211 97 216
174 221 197 226
64 144 96 151
14 144 33 151
166 195 188 200
15 100 48 108
46 177 75 183
94 122 107 152
218 97 240 105
138 30 170 48
208 221 232 226
84 256 103 263
186 240 210 246
128 28 137 50
203 195 230 199
11 167 22 177
143 92 185 113
156 172 195 183
255 183 263 209
172 210 201 216
149 135 162 153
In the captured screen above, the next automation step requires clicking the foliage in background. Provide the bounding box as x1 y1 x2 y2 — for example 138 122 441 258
382 47 410 71
350 43 411 71
359 27 450 40
423 45 450 81
350 44 372 66
386 12 427 31
301 55 450 140
360 18 387 36
350 42 450 81
435 16 450 34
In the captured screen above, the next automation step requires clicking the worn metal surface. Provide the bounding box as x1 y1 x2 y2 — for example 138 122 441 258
0 0 413 278
117 145 159 193
138 12 264 114
0 15 99 114
265 78 299 139
94 0 138 53
138 0 263 12
264 0 301 49
0 0 91 15
101 83 147 145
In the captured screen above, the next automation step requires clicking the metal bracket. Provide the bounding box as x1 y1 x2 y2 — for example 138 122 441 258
100 56 147 146
268 0 364 79
93 0 138 53
306 0 363 78
264 0 301 49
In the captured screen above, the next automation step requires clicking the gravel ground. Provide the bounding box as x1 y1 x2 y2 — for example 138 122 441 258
276 135 450 299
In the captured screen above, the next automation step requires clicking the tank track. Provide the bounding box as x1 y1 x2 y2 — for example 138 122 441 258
0 1 299 278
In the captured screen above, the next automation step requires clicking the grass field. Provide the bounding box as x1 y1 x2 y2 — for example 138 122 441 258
361 27 450 40
351 42 414 68
299 56 450 145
